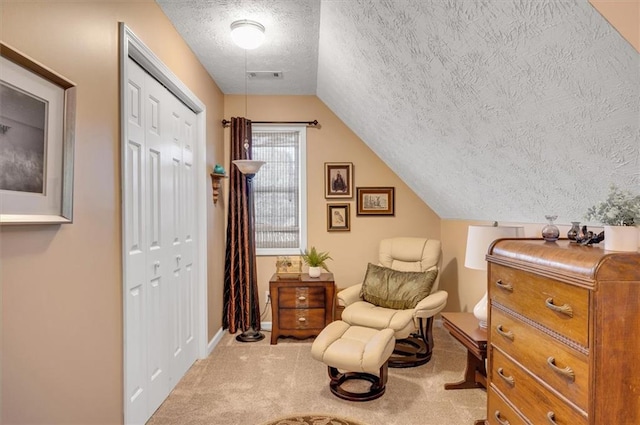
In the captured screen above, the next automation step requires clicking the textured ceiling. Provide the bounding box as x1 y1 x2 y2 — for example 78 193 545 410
157 0 320 94
157 0 639 224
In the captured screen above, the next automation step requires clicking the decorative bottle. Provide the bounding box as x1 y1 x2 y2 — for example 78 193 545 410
567 222 580 241
541 215 560 242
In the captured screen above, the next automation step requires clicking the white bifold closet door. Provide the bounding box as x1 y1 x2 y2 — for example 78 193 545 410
124 58 197 424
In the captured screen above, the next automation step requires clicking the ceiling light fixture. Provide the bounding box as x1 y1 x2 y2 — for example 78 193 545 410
230 19 265 50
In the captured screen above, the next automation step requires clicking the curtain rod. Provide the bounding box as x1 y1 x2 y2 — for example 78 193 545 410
221 119 319 127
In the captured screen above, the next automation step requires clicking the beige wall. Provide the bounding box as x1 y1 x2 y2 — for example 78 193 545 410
1 1 225 424
590 0 640 52
223 95 441 320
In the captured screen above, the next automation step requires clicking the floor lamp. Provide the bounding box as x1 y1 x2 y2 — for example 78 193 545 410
233 158 266 342
465 223 524 329
230 18 267 342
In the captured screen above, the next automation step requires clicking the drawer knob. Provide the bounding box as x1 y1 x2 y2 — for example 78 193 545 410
497 367 515 386
496 325 515 341
494 411 511 425
546 411 558 425
547 357 576 381
298 317 306 322
298 296 307 301
545 298 573 317
495 279 513 292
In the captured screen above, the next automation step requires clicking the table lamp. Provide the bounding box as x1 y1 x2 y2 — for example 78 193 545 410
465 223 524 328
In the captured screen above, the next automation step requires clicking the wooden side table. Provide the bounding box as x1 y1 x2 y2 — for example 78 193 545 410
441 312 487 390
269 273 335 344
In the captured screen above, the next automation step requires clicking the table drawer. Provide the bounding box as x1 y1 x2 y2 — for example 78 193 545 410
487 387 528 425
490 264 589 347
279 287 325 308
490 348 588 425
490 307 589 411
279 308 326 330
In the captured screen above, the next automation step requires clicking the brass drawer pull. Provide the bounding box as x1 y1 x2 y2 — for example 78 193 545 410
547 411 558 425
497 368 515 386
495 279 513 292
298 296 307 301
545 298 573 317
298 317 306 322
496 325 515 341
547 357 575 381
494 411 510 425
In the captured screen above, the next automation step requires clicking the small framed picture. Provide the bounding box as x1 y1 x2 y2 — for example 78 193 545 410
356 187 395 216
327 203 350 231
324 162 353 198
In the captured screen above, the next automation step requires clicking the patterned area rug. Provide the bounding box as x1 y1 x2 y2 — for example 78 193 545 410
261 414 367 425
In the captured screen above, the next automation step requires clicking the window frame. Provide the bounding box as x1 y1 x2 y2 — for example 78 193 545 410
252 125 307 256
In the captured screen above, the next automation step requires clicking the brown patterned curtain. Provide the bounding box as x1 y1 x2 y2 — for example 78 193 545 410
223 117 261 333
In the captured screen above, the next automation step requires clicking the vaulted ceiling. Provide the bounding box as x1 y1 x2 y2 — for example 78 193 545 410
157 0 639 224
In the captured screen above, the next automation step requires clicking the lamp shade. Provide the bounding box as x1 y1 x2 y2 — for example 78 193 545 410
465 225 524 271
230 20 265 49
232 159 265 175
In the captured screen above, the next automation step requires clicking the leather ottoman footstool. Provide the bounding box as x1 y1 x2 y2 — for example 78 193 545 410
311 320 395 401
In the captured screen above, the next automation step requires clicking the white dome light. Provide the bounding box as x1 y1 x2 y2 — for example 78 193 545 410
230 20 265 50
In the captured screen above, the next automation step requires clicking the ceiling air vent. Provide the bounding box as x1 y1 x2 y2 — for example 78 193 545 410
247 71 284 80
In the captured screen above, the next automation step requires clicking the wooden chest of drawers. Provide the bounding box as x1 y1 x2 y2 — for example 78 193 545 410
269 273 335 344
485 239 640 425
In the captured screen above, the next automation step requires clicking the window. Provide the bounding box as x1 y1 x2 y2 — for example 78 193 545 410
252 125 307 255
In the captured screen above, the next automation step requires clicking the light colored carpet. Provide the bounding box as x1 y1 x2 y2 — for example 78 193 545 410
147 319 487 425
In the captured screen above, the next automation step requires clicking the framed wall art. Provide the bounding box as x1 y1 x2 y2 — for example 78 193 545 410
0 43 76 225
356 187 395 216
327 203 350 231
324 162 353 198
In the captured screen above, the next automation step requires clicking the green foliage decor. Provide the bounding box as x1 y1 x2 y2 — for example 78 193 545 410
301 246 332 271
585 184 640 226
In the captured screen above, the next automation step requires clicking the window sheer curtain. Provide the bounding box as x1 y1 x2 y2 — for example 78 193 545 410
223 117 261 333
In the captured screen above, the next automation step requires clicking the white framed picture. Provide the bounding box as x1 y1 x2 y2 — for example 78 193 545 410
0 43 76 224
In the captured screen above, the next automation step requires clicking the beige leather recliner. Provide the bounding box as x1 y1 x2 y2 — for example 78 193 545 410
337 237 448 367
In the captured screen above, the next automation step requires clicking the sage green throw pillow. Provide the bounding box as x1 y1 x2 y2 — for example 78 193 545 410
360 263 438 309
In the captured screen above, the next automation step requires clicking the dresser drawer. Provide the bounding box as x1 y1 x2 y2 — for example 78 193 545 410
490 307 589 411
487 387 528 425
490 264 589 347
279 287 325 308
279 308 326 330
490 348 588 425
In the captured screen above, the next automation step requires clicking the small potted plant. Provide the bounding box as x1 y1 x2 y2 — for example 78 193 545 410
301 246 332 278
585 184 640 252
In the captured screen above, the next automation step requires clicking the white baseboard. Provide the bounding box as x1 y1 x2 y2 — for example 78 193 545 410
261 321 272 331
207 327 225 356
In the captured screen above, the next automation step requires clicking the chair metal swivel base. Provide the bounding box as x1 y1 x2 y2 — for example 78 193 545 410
389 317 434 368
328 363 388 401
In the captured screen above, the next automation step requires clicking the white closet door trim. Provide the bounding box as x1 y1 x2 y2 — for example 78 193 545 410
119 23 208 425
